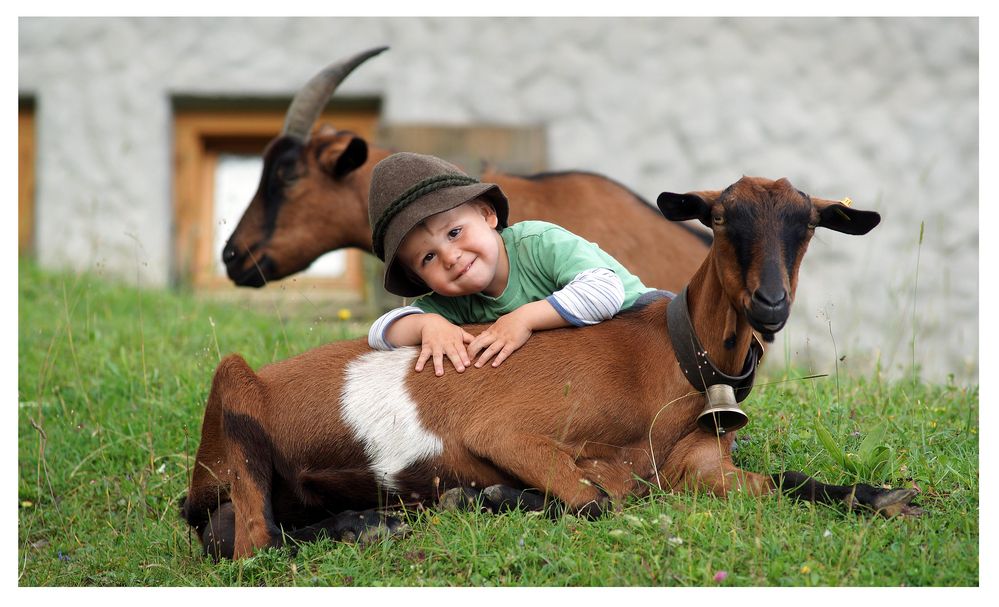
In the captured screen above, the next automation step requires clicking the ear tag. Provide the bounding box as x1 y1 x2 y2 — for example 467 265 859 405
840 197 853 207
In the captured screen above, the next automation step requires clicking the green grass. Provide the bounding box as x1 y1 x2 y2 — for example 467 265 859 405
17 259 979 586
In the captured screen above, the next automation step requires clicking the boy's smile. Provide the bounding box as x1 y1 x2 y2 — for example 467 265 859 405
398 199 510 298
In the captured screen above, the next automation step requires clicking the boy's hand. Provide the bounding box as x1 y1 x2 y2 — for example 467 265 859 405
416 315 475 376
467 312 533 369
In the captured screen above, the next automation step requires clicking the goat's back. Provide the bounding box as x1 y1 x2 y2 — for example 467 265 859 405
487 170 709 291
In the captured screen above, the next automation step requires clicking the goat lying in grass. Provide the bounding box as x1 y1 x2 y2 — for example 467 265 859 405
182 176 920 560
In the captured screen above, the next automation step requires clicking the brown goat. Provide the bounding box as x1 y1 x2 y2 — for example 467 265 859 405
182 176 920 560
221 47 709 291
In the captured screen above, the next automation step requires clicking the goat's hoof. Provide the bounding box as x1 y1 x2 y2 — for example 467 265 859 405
357 516 411 545
438 487 483 512
201 502 236 561
483 485 546 513
575 495 612 520
871 488 924 518
333 509 410 545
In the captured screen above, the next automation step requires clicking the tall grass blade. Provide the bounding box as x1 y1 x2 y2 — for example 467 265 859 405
814 417 846 470
857 421 888 465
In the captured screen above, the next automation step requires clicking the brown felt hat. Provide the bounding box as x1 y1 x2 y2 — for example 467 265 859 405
369 152 509 297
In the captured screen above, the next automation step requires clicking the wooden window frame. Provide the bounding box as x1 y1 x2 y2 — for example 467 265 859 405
19 100 35 256
172 106 378 294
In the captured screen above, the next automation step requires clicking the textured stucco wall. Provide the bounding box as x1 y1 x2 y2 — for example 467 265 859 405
18 16 978 382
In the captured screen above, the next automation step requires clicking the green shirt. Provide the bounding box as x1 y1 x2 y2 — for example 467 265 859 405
412 220 653 324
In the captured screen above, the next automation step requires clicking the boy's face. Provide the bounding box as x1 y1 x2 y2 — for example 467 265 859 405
397 199 507 298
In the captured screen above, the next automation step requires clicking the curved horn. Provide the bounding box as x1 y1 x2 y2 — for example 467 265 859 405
281 46 389 141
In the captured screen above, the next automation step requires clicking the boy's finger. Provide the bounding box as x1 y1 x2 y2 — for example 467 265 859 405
415 348 431 372
467 333 492 358
445 345 466 372
462 330 475 344
475 342 503 367
491 344 516 367
451 340 471 366
433 350 445 376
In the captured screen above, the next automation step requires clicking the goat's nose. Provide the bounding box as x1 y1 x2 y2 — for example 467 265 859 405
222 242 238 264
752 287 787 308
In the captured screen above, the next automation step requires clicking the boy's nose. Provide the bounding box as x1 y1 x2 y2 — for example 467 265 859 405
441 246 462 268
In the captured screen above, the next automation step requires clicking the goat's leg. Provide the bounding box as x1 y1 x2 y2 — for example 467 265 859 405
221 412 280 557
439 485 546 514
671 434 922 516
469 433 611 516
773 471 923 517
282 509 411 549
226 439 281 558
198 503 410 559
439 486 487 511
207 355 282 558
482 485 547 512
181 357 240 534
668 433 774 497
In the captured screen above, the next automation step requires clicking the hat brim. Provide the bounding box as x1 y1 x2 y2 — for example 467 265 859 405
383 183 509 297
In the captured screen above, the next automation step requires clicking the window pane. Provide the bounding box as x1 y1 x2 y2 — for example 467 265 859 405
213 154 346 278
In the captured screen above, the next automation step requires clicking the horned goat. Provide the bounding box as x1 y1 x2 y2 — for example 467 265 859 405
221 47 710 292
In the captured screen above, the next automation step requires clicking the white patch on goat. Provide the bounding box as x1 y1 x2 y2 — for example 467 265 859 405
340 349 443 492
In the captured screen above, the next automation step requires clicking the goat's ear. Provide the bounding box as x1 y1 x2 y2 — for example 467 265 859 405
317 133 369 180
812 198 881 235
657 190 717 227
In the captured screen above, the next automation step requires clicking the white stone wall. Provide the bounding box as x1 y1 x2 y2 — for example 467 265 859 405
18 16 979 383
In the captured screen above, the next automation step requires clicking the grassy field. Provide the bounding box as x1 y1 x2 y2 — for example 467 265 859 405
17 260 979 586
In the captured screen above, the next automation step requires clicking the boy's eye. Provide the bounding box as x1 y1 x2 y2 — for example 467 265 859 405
448 227 461 239
421 253 435 266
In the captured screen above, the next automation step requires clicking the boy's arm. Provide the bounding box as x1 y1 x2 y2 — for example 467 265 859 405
546 267 626 326
466 299 566 368
467 268 625 368
368 306 424 350
382 312 475 376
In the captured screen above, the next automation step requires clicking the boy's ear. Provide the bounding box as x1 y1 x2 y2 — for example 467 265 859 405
473 199 498 228
656 190 719 227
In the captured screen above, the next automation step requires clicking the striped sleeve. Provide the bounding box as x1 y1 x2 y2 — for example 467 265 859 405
367 306 424 350
545 267 626 327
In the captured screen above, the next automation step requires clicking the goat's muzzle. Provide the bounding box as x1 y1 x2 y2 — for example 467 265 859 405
223 243 274 288
696 384 749 435
746 288 790 334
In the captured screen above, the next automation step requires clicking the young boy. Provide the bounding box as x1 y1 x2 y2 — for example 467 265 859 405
367 152 653 376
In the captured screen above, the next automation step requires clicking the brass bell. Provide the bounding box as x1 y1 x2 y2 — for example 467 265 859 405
697 384 749 435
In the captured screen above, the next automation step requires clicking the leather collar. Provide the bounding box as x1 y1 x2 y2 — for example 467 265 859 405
667 287 765 403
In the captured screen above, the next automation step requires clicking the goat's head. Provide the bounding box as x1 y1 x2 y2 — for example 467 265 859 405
222 47 387 287
657 176 880 341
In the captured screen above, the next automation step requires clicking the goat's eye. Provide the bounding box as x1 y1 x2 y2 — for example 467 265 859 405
712 215 725 225
807 221 818 230
275 160 295 182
